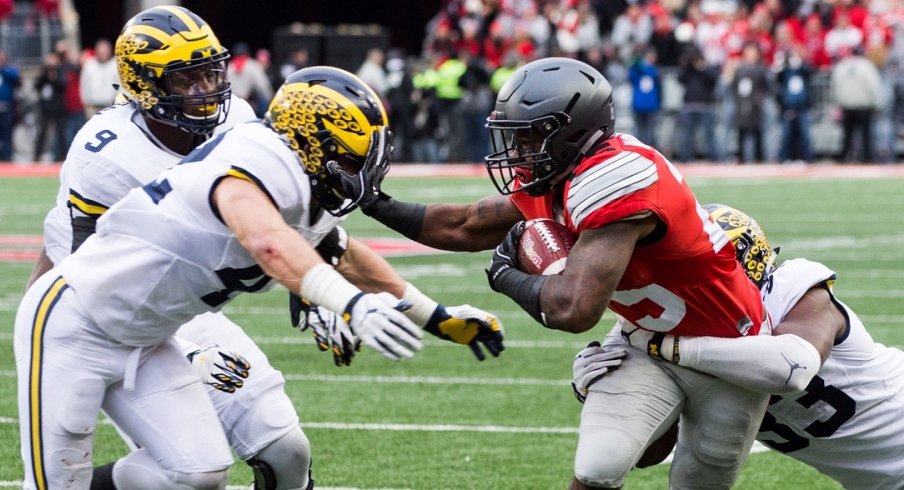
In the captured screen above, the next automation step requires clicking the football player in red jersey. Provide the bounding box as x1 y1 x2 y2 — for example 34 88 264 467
356 57 819 488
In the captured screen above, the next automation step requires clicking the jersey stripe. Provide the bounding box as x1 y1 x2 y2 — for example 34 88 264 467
68 190 109 217
568 153 658 227
209 166 278 224
27 276 69 490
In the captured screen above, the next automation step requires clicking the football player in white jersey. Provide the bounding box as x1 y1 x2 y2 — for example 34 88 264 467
573 204 904 489
25 7 314 489
21 7 503 490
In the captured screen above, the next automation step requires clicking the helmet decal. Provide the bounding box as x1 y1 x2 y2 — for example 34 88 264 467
265 67 388 216
705 203 776 289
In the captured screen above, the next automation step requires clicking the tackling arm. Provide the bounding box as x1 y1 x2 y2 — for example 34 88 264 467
631 286 841 394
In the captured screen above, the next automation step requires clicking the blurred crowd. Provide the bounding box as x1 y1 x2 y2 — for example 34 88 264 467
374 0 903 164
1 0 902 164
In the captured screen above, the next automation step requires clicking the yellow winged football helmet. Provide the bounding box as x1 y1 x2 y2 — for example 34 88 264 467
705 203 777 290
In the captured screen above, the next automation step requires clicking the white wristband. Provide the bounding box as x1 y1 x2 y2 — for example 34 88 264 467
402 282 439 326
299 263 363 314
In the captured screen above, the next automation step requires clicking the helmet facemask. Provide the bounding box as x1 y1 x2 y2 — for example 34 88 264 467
114 6 232 136
485 112 570 196
153 55 232 135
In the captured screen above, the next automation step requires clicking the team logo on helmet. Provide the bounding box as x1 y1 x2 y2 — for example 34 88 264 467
266 67 387 216
705 203 777 289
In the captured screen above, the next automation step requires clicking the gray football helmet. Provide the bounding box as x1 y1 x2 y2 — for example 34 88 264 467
485 57 615 196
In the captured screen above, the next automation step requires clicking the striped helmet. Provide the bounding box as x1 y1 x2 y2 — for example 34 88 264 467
115 6 231 135
266 66 388 216
705 203 777 290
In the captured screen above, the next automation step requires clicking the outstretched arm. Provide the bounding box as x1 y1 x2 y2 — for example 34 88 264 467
337 237 505 361
362 192 523 251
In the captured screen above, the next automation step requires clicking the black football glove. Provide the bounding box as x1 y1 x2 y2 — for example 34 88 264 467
330 126 392 211
486 220 526 292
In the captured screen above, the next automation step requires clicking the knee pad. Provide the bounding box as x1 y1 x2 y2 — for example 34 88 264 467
690 408 756 468
113 449 229 490
170 469 229 490
248 427 312 490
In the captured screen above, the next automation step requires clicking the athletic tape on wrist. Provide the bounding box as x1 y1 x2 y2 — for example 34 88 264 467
299 263 363 316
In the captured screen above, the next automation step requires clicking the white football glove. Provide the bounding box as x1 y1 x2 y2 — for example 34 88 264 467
187 345 251 394
571 341 627 403
304 305 360 367
620 325 680 363
345 292 424 361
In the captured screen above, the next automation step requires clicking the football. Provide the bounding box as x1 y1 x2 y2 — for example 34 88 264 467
516 219 577 275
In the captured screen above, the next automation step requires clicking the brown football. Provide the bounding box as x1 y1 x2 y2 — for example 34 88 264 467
516 219 577 275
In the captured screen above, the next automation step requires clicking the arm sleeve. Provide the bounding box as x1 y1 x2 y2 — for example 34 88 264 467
678 333 822 394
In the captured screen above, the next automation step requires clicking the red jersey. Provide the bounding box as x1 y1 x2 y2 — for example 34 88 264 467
511 133 764 338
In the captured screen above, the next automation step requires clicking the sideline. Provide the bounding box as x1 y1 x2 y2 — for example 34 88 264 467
5 162 904 179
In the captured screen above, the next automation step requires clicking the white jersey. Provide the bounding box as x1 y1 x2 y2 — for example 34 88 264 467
757 258 904 489
58 121 343 346
43 95 257 264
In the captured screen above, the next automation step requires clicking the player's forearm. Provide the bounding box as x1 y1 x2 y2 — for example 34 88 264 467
678 334 822 394
336 238 406 297
363 194 517 251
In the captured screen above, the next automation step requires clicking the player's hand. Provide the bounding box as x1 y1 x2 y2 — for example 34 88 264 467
486 220 527 291
424 304 505 361
306 305 361 367
621 326 680 363
187 345 251 394
331 126 392 211
289 292 308 328
571 341 627 403
344 292 423 361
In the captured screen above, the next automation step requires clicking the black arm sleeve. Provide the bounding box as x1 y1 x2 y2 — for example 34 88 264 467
71 215 98 253
314 226 349 265
490 268 549 327
360 192 426 241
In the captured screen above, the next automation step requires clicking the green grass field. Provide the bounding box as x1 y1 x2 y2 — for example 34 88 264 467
3 167 902 488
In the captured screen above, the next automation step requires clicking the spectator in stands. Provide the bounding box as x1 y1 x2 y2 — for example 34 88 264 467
831 46 883 163
648 8 682 67
33 52 67 162
775 44 814 163
457 54 493 162
825 9 863 61
676 46 721 162
409 85 442 163
801 13 832 69
610 2 653 62
356 47 390 99
0 49 19 162
226 42 273 117
386 50 415 162
278 47 309 86
78 39 118 117
628 46 662 146
731 42 772 163
55 39 83 154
